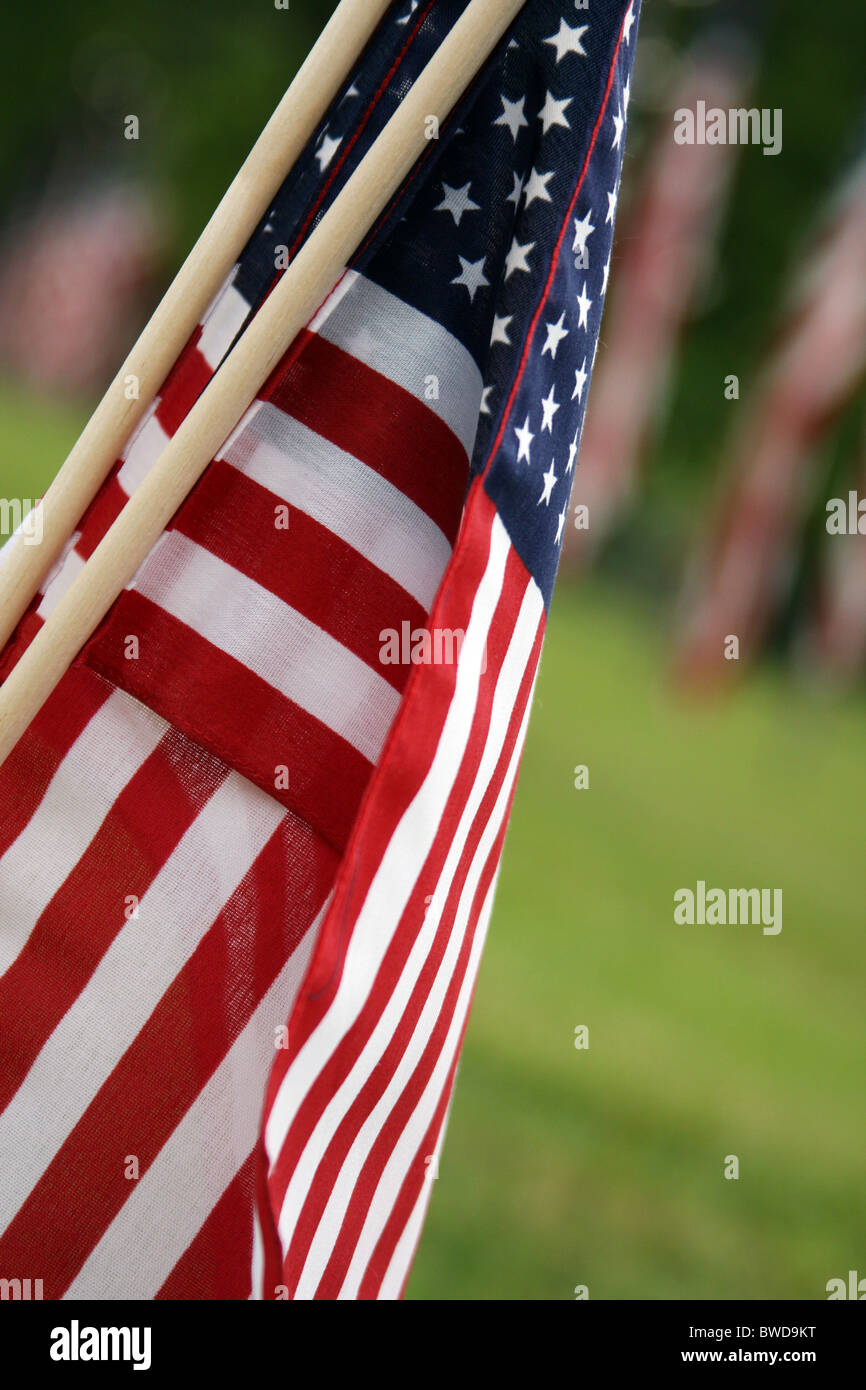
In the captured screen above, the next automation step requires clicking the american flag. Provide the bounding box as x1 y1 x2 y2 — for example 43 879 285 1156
0 0 640 1300
675 144 866 689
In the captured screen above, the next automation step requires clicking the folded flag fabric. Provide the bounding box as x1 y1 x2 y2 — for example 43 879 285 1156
0 0 640 1300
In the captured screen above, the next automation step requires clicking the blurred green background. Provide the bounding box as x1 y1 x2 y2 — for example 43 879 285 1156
1 0 863 1299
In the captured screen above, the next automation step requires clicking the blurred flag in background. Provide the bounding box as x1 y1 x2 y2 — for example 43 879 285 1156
675 139 866 688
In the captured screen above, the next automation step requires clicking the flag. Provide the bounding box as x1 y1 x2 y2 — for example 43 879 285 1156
0 185 161 397
675 142 866 689
0 0 640 1300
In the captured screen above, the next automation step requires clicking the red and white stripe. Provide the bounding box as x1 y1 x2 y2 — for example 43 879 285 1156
0 267 507 1299
0 674 340 1297
256 486 545 1299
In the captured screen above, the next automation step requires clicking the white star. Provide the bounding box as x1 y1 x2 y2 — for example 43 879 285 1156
612 105 624 150
435 181 480 225
576 281 592 329
623 3 636 45
624 77 631 112
539 90 572 134
315 132 342 171
542 312 569 359
451 255 489 302
606 187 619 224
514 416 534 464
572 208 595 258
566 429 579 473
340 84 360 104
556 506 567 544
540 385 560 433
505 237 534 279
479 385 493 416
572 356 588 402
494 93 529 143
491 314 513 347
506 170 525 206
539 461 558 506
523 168 555 208
602 252 611 294
545 19 589 64
396 0 419 24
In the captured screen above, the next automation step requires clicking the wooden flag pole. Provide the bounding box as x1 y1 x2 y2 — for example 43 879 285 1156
0 0 525 766
0 0 393 653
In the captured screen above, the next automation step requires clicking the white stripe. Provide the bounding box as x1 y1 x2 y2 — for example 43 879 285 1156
221 401 451 611
118 409 170 494
37 546 85 619
64 897 328 1300
0 691 167 977
133 531 400 764
28 526 80 610
0 772 284 1229
264 516 509 1228
198 281 250 370
341 673 538 1298
310 270 483 458
295 580 543 1296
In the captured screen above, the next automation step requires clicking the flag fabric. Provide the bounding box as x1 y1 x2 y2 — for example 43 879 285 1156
675 145 866 688
0 0 640 1300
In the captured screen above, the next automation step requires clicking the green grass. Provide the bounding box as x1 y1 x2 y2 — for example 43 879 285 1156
0 380 89 537
408 585 865 1300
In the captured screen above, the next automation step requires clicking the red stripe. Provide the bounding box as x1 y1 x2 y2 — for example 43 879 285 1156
483 11 629 474
0 735 224 1112
0 667 111 857
85 594 373 853
262 332 468 542
75 473 128 560
0 815 337 1298
274 545 530 1286
0 609 44 682
174 459 426 690
156 333 212 436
